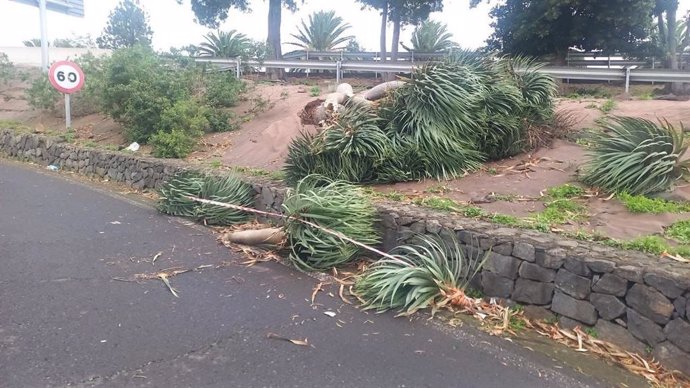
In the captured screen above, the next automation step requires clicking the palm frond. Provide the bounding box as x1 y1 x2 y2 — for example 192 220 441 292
287 10 354 51
409 20 455 52
197 30 250 58
355 235 486 316
158 172 254 225
282 176 379 271
582 117 689 195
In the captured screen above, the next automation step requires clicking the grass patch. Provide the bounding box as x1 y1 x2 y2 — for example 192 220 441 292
618 193 690 214
231 166 284 181
666 220 690 244
490 193 517 202
209 159 222 169
621 236 669 255
414 196 465 212
491 213 521 226
599 99 616 113
309 86 321 97
0 119 32 133
533 199 587 226
546 184 585 199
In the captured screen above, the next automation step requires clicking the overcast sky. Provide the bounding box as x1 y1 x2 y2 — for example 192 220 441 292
1 0 690 52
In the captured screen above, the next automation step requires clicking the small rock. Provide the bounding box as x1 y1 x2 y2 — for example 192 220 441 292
552 291 598 325
518 262 556 283
512 279 554 305
512 242 535 262
555 269 591 299
595 320 647 355
643 272 686 299
485 253 520 280
481 272 514 298
664 319 690 353
535 248 566 269
590 293 626 320
626 284 674 325
591 273 628 297
586 258 616 273
627 308 666 346
523 305 555 322
564 257 591 277
613 265 644 283
297 86 307 93
653 341 690 376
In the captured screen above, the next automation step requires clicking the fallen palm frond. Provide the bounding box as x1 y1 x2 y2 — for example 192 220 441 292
582 117 690 195
354 235 486 316
157 172 254 225
282 176 380 271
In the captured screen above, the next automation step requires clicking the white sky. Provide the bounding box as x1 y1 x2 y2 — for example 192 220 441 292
1 0 690 52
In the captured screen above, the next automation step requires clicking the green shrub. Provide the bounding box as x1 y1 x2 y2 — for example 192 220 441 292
582 117 689 195
100 46 190 143
157 99 209 134
205 108 237 132
150 128 200 158
547 184 585 199
203 71 244 108
0 52 15 84
26 76 60 111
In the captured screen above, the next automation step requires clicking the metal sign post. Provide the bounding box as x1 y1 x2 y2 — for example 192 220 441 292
48 60 85 129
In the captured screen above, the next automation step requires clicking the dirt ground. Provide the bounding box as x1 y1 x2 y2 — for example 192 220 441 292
2 76 690 242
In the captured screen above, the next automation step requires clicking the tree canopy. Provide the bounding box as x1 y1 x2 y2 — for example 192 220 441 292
97 0 153 49
483 0 656 58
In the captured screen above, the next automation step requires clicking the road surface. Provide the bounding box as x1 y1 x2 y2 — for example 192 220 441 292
0 160 644 387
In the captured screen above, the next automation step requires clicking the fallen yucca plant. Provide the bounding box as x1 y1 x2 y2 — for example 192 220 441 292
582 117 690 195
355 235 486 316
158 172 254 225
281 176 380 271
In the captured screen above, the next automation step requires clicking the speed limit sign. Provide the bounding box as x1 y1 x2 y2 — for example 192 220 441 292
48 60 85 128
48 60 85 94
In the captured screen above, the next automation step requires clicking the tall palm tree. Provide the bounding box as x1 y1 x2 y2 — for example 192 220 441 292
406 20 455 53
288 10 354 51
196 30 250 58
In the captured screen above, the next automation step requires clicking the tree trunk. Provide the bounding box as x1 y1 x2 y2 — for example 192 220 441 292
380 0 388 62
666 4 682 93
658 13 667 53
267 0 284 80
390 8 401 61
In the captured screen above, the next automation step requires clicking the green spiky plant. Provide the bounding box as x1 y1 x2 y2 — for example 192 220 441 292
582 117 690 195
355 235 486 316
157 172 254 225
284 101 391 185
281 176 379 271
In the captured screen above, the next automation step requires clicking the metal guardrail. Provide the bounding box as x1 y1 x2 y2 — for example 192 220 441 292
195 58 690 92
282 50 448 61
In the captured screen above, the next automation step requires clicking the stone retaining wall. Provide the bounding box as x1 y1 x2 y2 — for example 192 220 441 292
2 129 689 375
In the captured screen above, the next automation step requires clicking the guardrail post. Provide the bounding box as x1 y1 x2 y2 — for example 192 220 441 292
236 59 241 79
336 60 342 84
625 67 631 94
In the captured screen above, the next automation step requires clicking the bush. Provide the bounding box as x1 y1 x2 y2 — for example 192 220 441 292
203 71 245 108
100 46 190 143
157 99 209 134
150 128 200 158
582 117 689 195
0 52 15 84
205 108 237 132
26 77 60 111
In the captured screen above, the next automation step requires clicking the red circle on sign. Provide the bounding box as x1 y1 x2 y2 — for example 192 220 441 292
48 60 85 94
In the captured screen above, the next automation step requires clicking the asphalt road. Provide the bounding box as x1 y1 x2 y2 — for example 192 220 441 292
0 160 642 388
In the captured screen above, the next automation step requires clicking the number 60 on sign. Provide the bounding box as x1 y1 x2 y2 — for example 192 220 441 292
49 60 85 94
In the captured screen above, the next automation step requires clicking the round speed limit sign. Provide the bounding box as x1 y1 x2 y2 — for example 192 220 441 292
48 61 85 94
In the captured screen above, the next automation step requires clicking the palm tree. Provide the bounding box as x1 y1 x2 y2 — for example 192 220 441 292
288 10 354 51
406 20 455 53
196 30 250 58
